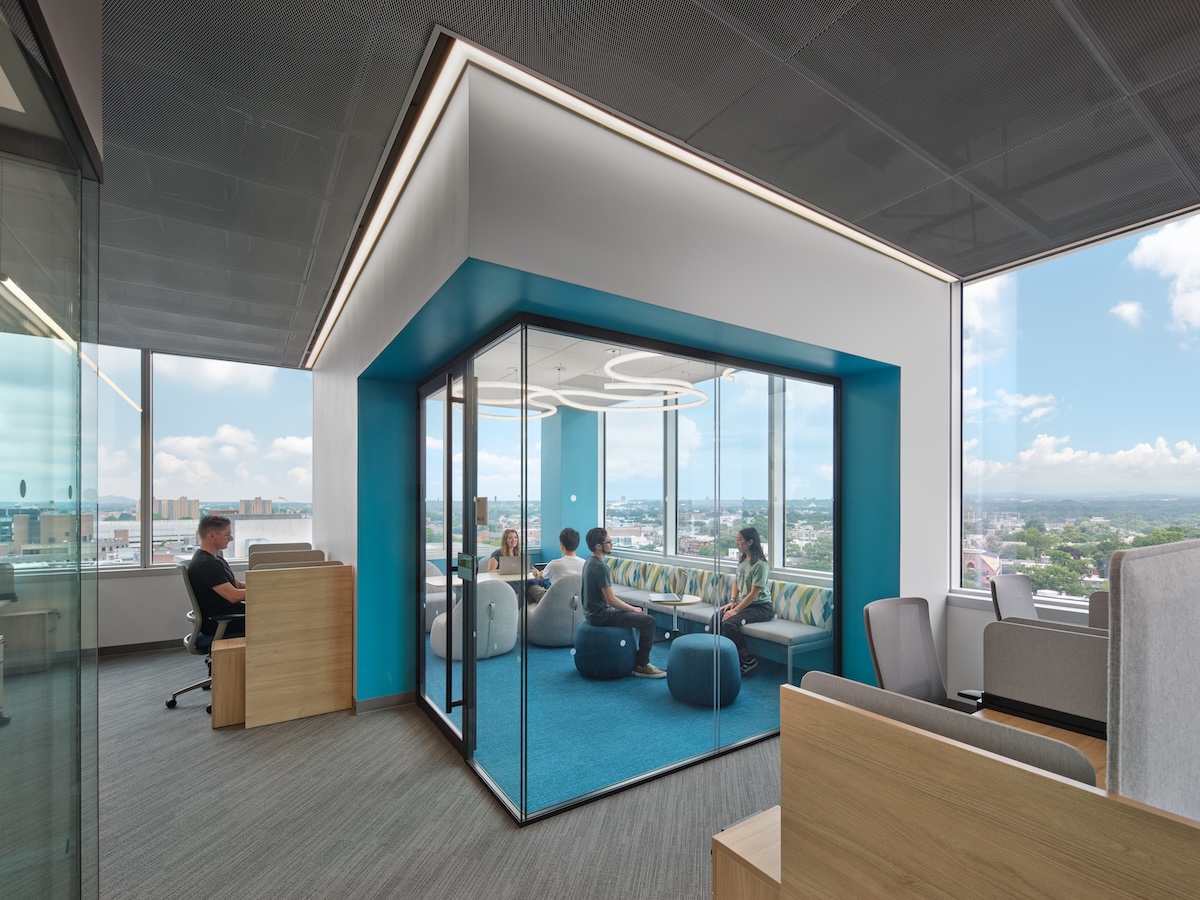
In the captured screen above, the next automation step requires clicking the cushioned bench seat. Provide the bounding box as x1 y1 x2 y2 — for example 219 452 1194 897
605 556 834 683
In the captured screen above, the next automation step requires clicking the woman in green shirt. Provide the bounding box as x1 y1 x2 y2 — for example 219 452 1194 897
709 527 773 675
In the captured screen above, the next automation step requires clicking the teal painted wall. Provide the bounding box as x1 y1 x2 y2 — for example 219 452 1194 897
839 367 902 684
353 258 902 701
357 378 417 699
559 408 600 544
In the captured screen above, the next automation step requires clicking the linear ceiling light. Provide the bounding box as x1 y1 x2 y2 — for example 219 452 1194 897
304 38 956 369
0 274 142 412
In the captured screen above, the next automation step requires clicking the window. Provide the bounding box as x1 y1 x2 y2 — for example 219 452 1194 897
91 348 313 567
599 344 834 576
96 346 142 566
962 213 1200 597
782 376 835 572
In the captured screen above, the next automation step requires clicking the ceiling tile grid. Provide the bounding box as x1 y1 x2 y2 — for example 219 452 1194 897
95 0 1200 366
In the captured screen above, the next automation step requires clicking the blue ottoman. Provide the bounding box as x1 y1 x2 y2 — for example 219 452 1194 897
572 621 636 679
667 634 741 706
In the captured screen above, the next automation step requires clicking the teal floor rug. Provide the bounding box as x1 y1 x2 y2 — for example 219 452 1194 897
423 636 787 814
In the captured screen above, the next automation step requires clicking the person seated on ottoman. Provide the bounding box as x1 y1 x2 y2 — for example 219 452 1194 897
581 526 666 679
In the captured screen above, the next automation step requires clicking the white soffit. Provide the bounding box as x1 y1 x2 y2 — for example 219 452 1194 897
305 39 957 368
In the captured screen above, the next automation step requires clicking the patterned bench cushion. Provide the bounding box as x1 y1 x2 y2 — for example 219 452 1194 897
772 582 834 631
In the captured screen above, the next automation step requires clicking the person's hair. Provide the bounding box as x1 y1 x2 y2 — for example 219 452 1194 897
198 515 231 540
559 527 580 553
585 527 608 553
738 527 766 565
499 528 520 557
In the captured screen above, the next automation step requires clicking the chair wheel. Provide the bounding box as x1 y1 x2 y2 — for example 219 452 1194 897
166 699 177 709
202 684 211 691
206 705 212 714
0 713 10 726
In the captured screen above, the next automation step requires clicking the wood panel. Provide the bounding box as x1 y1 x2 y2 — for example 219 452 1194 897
780 686 1200 900
244 565 353 728
976 707 1107 789
712 806 780 900
210 637 246 728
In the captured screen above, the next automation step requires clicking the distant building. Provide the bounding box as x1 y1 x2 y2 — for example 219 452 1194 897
240 497 273 515
147 496 200 519
962 548 1001 586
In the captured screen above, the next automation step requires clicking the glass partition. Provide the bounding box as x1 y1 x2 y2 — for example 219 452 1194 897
418 318 838 821
0 155 93 893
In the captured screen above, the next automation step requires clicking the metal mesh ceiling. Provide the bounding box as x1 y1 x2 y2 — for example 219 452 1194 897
99 0 1200 366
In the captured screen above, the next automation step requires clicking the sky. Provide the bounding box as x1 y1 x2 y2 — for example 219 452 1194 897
964 212 1200 495
96 349 313 503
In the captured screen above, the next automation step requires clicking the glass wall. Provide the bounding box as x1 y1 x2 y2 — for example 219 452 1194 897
419 317 838 821
962 212 1200 598
0 153 93 894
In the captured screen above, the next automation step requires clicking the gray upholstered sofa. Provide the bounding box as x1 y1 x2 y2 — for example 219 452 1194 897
603 556 834 682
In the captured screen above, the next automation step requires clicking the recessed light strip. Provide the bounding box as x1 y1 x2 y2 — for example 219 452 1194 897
0 274 142 411
305 39 955 369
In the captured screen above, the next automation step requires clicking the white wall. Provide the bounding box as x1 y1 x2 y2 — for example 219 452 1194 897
312 65 955 666
312 82 472 567
98 565 247 648
465 70 954 648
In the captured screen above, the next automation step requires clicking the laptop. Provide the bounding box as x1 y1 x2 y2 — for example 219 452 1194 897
497 554 530 576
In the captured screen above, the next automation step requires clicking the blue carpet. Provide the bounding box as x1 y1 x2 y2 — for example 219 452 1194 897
423 636 790 814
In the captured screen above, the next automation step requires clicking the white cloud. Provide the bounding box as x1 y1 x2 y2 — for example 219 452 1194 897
426 435 444 451
1128 216 1200 332
153 451 218 487
1109 300 1145 327
962 273 1017 371
213 424 257 449
154 356 277 392
993 389 1057 424
266 435 313 459
966 433 1200 492
288 466 313 488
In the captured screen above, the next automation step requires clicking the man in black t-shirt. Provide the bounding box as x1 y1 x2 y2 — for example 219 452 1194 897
581 527 666 678
187 515 246 640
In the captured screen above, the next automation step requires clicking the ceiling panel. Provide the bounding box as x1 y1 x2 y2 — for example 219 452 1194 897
98 1 1200 368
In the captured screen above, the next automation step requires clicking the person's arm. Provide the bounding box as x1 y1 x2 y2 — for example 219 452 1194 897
212 582 246 604
602 584 639 613
725 584 759 619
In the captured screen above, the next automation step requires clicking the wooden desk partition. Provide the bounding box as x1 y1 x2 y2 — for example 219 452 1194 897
712 806 781 900
244 565 353 728
210 638 246 728
779 686 1200 899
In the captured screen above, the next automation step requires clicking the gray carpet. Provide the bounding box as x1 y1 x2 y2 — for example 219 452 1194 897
99 648 780 899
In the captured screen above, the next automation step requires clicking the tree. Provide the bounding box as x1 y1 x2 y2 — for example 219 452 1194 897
1027 564 1084 597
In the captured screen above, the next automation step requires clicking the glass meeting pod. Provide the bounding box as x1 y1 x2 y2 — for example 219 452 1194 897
417 316 839 822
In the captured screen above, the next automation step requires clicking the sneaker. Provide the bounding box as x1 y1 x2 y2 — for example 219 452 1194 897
633 663 667 679
739 656 758 676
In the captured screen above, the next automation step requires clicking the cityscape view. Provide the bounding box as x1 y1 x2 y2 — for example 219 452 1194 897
963 494 1200 598
963 213 1200 598
425 497 834 572
0 495 313 568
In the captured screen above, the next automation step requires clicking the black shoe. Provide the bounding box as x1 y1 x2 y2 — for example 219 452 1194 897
739 656 758 676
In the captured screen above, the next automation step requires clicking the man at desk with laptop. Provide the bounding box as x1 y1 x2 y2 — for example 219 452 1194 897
188 515 247 639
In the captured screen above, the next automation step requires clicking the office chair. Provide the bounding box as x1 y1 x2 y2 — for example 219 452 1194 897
166 564 244 713
863 596 980 712
990 573 1038 620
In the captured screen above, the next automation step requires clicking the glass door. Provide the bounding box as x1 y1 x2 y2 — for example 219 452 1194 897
419 364 477 753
